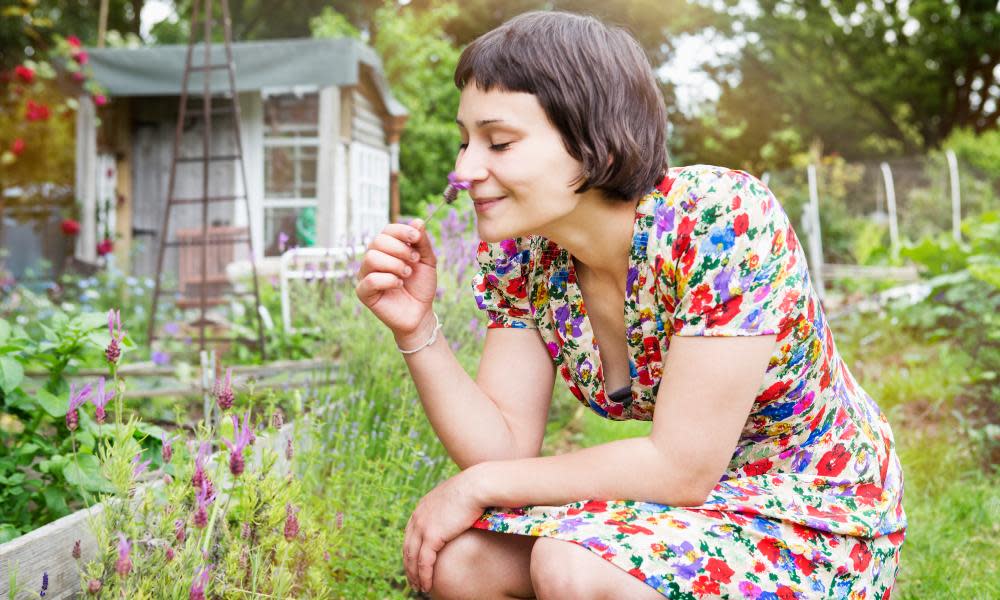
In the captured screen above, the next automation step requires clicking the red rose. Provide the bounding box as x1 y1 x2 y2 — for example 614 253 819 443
733 213 750 236
73 50 89 65
816 443 850 477
94 94 108 106
67 35 82 47
97 238 114 256
25 100 51 122
704 557 734 583
14 65 34 84
11 138 25 156
850 541 872 571
60 219 81 235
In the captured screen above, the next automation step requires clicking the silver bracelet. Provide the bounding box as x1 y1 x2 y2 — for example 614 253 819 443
397 312 442 354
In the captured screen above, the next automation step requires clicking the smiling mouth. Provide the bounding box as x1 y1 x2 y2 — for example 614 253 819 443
473 196 506 204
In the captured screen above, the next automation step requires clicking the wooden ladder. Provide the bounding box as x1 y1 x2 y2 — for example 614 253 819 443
146 0 266 358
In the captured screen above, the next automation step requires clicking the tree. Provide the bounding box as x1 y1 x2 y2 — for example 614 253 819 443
681 0 1000 171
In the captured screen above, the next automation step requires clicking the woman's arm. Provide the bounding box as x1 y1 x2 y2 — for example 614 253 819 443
400 323 556 469
467 335 776 508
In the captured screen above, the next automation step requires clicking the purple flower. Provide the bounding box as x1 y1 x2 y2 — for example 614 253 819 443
72 539 81 559
175 519 186 543
191 442 210 489
278 231 290 252
214 367 234 410
222 411 252 476
131 452 151 479
162 433 176 463
193 479 215 528
115 532 132 577
90 377 113 425
39 571 48 597
151 350 170 366
447 171 472 190
163 321 180 336
105 309 125 364
66 382 92 431
189 565 211 600
283 503 300 541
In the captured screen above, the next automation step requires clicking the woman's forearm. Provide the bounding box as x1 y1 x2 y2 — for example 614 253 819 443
467 436 715 509
397 320 522 469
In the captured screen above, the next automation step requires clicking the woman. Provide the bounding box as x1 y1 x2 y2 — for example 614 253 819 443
355 11 905 599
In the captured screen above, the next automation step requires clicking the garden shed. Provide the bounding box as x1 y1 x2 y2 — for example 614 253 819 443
76 37 407 279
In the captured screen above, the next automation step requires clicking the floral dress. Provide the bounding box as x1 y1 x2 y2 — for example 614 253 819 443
469 165 906 599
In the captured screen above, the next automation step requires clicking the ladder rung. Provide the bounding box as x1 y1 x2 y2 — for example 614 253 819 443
164 237 251 248
190 63 230 71
176 154 242 163
170 195 244 205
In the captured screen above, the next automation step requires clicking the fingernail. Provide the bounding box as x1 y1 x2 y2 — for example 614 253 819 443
411 251 420 261
403 266 412 276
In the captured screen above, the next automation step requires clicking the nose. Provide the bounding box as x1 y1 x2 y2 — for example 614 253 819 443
453 142 489 185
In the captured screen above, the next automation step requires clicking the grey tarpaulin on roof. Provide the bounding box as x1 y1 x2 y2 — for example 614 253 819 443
86 37 407 116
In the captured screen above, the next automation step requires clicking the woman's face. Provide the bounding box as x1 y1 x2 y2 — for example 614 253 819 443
454 82 585 243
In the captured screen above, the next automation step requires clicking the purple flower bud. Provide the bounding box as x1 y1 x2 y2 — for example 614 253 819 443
241 522 251 540
166 546 175 562
285 437 293 461
87 579 101 594
283 503 299 542
72 539 81 559
175 519 186 543
214 367 234 410
115 532 132 577
90 377 113 425
162 433 175 463
131 453 151 479
189 565 211 600
66 382 92 432
39 571 48 597
222 411 253 478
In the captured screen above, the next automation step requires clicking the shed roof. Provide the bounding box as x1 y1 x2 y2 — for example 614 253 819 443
87 37 406 117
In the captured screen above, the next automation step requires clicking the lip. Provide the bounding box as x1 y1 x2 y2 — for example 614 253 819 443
473 196 506 211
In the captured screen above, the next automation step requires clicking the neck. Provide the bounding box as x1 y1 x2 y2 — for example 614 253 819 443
538 191 638 291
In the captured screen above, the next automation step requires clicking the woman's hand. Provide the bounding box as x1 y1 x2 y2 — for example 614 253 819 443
354 219 438 341
403 467 489 594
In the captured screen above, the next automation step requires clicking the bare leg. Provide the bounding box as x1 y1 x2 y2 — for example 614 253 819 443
530 537 664 600
430 528 538 600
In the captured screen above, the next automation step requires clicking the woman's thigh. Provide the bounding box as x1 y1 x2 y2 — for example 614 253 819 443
529 537 664 600
430 528 538 600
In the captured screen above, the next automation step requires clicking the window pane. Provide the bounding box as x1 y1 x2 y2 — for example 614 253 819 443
263 92 318 139
265 146 295 198
264 206 317 256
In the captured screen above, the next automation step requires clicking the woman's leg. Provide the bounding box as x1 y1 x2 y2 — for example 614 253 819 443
430 529 538 600
529 538 664 600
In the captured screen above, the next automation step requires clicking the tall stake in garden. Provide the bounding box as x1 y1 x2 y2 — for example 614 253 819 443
146 0 267 360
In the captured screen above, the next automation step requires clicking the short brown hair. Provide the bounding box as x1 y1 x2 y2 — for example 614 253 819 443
454 11 669 201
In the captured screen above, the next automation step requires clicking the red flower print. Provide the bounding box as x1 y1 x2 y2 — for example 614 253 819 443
505 275 527 299
777 584 797 600
672 216 698 261
794 551 816 575
792 523 818 543
25 100 51 122
692 575 721 595
627 567 647 581
817 443 850 476
604 519 653 535
850 541 872 571
14 65 34 83
731 195 742 210
656 175 675 195
704 557 734 583
742 457 773 476
733 213 750 236
689 283 714 314
705 295 743 328
887 529 905 546
758 379 792 403
757 537 783 565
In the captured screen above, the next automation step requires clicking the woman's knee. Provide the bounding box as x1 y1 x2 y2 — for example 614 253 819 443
430 529 534 600
530 538 592 598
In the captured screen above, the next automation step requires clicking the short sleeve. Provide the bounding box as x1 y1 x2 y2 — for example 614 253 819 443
668 167 798 337
471 237 537 329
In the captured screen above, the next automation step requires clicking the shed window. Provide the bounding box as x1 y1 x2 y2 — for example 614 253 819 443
262 91 318 256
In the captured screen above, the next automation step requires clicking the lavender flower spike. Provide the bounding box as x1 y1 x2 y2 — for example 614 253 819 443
191 441 210 489
115 532 132 577
214 367 234 410
66 382 92 431
222 411 253 476
162 432 176 464
131 452 152 479
189 565 212 600
105 308 125 364
193 479 215 528
90 377 113 425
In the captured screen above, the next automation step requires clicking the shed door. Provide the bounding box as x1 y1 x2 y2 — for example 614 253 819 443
349 142 390 242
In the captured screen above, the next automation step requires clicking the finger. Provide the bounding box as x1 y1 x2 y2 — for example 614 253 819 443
358 248 412 281
381 222 424 247
371 232 422 264
404 533 421 592
355 272 403 305
417 537 444 594
409 219 437 266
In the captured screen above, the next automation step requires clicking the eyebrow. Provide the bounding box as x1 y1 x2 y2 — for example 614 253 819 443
455 118 509 128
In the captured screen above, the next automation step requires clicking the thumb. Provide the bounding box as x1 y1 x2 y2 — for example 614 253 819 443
410 219 437 266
